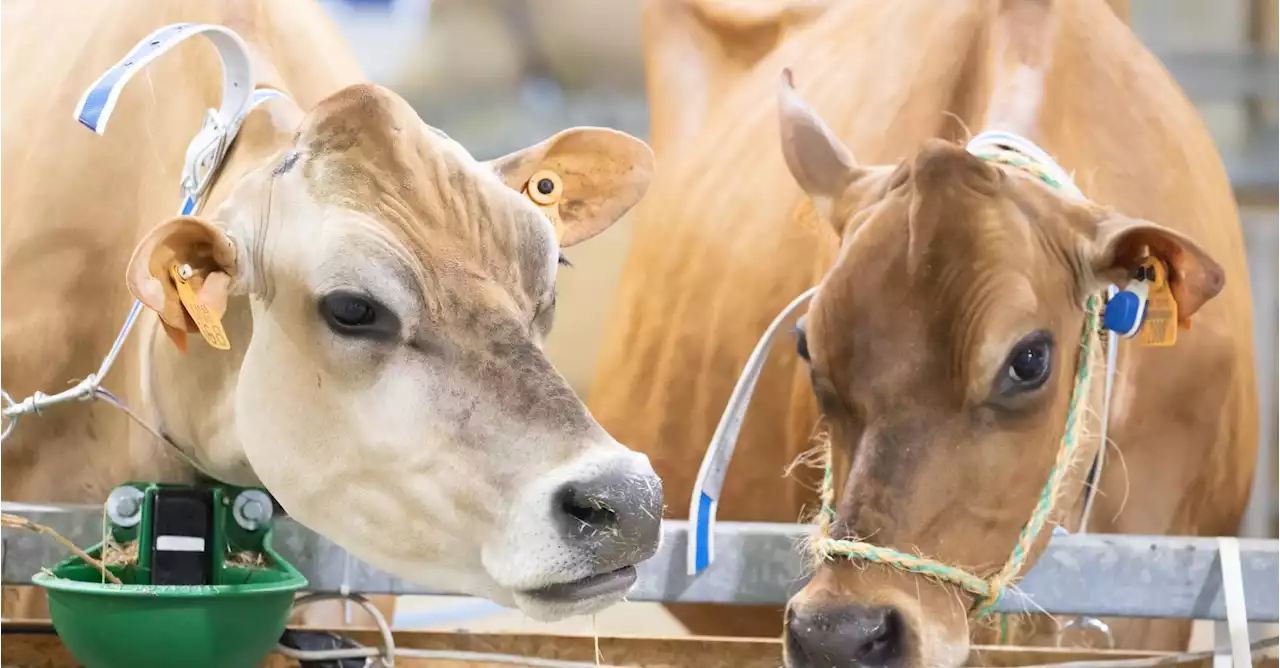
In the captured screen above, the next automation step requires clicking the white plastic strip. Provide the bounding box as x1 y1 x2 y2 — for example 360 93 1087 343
74 23 253 137
74 22 257 205
155 535 206 552
1078 285 1120 534
687 287 817 575
1218 536 1252 668
965 129 1084 200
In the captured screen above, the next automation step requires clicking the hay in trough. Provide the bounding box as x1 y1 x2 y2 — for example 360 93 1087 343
101 538 138 567
226 549 268 569
98 537 267 570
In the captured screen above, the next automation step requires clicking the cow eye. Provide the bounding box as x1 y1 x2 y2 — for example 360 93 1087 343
320 292 398 339
1002 331 1053 391
792 325 810 363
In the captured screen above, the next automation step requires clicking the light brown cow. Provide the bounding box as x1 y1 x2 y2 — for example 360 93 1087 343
588 0 1257 660
2 0 663 628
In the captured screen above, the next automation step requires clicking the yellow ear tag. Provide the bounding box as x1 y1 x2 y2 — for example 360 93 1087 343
524 170 565 243
169 264 231 350
1137 257 1177 347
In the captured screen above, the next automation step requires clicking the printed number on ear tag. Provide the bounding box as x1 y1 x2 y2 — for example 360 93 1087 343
1137 257 1177 348
169 264 231 350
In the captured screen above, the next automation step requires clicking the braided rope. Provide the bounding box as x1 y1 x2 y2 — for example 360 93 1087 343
813 295 1103 616
973 147 1069 192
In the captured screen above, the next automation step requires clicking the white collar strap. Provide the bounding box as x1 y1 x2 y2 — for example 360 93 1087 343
74 23 259 206
965 129 1085 201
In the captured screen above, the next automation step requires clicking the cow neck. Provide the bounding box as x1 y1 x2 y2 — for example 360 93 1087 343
685 131 1121 621
145 99 300 486
0 23 296 491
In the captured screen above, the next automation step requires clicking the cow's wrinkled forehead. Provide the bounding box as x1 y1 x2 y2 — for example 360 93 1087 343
287 83 557 304
814 142 1087 400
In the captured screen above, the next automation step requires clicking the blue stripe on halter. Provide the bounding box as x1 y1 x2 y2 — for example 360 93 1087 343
77 23 195 131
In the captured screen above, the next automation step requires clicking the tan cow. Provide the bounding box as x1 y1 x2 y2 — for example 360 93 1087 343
589 0 1257 660
1 0 662 629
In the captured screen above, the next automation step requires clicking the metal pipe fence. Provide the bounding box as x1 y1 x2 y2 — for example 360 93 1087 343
3 503 1276 623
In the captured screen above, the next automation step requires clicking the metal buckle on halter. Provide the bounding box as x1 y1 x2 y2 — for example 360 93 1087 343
180 109 230 202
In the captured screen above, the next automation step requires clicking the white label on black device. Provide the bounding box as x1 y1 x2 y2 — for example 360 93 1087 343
156 535 206 552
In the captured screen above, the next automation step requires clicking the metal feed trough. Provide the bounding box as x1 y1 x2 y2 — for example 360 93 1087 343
3 502 1277 623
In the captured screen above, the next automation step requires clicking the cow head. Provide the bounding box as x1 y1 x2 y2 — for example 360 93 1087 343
123 83 663 620
775 71 1224 667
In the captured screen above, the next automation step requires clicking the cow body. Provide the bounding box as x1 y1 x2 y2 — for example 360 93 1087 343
589 0 1257 653
3 0 664 627
1 0 361 503
2 0 363 620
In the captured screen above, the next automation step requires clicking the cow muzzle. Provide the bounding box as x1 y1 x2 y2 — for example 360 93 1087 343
485 447 663 620
786 602 909 668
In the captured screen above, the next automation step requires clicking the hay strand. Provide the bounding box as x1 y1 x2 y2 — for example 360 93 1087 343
0 513 122 584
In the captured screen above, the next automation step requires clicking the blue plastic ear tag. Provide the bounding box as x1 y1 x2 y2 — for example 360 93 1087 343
1102 270 1150 338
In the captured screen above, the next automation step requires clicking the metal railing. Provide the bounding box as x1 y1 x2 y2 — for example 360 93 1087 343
3 503 1276 623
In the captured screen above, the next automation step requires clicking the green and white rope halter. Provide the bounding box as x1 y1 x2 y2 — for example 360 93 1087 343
810 134 1101 617
812 294 1102 616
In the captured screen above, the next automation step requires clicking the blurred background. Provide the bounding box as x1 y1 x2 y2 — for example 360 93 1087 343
311 0 1278 636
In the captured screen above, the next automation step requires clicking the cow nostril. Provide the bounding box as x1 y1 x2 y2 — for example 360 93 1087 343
786 605 906 668
854 608 905 666
549 461 662 567
557 485 618 531
784 609 817 668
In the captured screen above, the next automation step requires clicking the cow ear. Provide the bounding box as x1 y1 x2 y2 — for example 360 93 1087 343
126 216 239 352
486 127 654 247
1090 215 1225 322
778 69 887 235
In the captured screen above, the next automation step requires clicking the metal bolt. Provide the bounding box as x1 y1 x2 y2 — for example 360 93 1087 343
116 497 139 518
106 485 145 528
241 499 264 522
233 490 274 531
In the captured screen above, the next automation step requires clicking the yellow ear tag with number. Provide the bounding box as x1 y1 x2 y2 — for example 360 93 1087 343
1137 257 1177 347
169 264 231 350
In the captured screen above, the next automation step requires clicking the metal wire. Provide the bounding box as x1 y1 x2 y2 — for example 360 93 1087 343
1017 635 1278 668
276 592 629 668
0 300 147 442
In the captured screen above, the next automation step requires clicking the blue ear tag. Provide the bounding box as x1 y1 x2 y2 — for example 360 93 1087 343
1102 275 1149 338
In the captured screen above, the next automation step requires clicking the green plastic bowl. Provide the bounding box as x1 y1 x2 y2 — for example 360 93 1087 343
36 563 303 668
32 484 308 668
